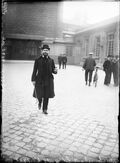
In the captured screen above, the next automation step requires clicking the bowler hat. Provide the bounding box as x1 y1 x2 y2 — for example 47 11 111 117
41 44 50 50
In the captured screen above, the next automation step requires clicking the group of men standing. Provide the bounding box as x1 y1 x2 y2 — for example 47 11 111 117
82 52 119 87
58 54 67 69
103 55 119 87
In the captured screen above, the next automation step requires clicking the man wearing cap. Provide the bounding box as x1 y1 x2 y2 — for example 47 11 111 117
31 44 57 114
83 52 96 86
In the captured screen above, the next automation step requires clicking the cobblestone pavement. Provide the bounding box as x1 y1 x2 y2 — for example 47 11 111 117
2 61 119 162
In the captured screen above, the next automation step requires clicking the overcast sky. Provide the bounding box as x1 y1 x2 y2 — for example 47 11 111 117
62 2 119 26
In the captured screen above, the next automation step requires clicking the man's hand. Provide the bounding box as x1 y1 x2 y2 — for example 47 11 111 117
32 81 36 86
53 67 57 74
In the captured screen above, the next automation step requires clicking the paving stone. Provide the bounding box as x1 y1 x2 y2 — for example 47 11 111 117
16 142 26 148
84 140 94 146
110 152 119 159
100 148 112 156
59 142 70 149
93 143 103 149
104 141 116 147
79 146 89 155
64 150 74 156
90 133 100 139
108 138 117 143
45 145 56 151
48 140 61 146
112 145 119 154
18 156 30 162
89 147 101 154
10 153 22 161
8 129 16 134
2 137 11 143
96 138 106 145
87 150 99 158
14 136 23 140
72 141 82 148
22 137 32 143
15 131 24 136
16 148 27 155
25 151 37 158
41 149 51 156
37 142 47 148
98 134 108 140
50 150 61 158
102 145 114 152
3 150 14 156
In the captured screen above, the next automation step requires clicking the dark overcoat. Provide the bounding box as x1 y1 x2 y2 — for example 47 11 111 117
62 56 67 63
83 58 96 71
58 56 62 64
31 56 56 99
103 60 112 84
112 60 119 86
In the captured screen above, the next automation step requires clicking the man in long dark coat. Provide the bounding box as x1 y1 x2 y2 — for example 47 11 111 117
31 44 57 114
112 55 119 87
83 52 96 86
103 55 112 86
62 54 67 69
58 54 62 69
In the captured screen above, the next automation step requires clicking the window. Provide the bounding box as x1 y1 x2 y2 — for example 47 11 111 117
66 45 72 56
107 33 114 56
95 36 100 57
85 39 89 56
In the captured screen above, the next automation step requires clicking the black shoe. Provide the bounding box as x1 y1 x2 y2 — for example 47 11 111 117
86 82 87 85
89 83 91 86
43 110 48 114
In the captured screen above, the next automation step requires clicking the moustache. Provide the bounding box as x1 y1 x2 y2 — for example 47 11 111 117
43 52 48 55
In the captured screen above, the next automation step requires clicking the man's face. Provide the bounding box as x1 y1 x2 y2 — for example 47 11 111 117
89 54 92 58
42 49 49 56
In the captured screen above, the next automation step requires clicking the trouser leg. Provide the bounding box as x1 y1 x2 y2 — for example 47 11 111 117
89 70 93 83
43 98 49 111
59 63 61 69
104 72 107 84
38 98 42 109
107 72 112 84
65 63 66 69
62 63 64 69
85 70 89 83
113 71 118 86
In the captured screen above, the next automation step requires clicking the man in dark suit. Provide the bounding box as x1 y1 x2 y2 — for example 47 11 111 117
103 55 112 86
83 52 96 86
58 54 62 69
31 44 57 114
62 54 67 69
111 55 119 87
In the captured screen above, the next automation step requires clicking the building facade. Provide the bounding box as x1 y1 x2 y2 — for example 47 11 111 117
2 2 119 65
3 2 76 64
72 16 119 65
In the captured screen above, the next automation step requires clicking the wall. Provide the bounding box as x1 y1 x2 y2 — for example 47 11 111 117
3 2 60 38
73 21 119 65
